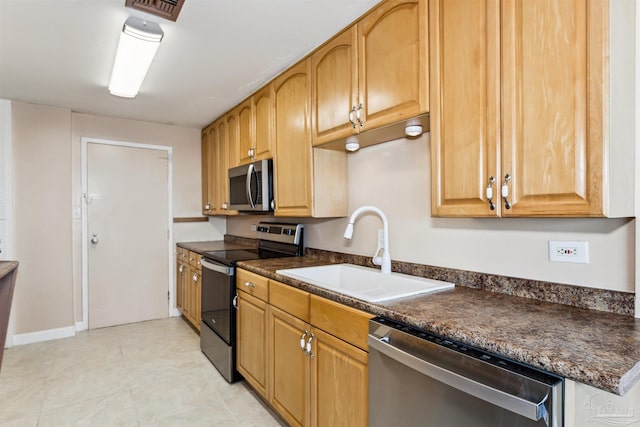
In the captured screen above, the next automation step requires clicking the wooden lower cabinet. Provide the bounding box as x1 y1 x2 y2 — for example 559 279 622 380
236 269 370 426
270 305 310 427
176 248 201 331
237 290 269 397
311 327 368 427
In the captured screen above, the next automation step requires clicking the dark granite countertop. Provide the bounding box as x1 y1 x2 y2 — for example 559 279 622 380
176 239 257 255
236 256 640 396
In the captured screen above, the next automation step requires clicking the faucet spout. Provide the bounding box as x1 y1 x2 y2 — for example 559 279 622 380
343 205 391 274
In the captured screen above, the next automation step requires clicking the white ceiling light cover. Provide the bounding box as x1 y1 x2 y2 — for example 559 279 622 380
108 16 164 98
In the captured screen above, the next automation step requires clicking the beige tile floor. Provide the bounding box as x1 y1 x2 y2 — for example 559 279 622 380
0 317 283 426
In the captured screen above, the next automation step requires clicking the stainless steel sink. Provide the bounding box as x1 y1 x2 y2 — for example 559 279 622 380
276 263 454 303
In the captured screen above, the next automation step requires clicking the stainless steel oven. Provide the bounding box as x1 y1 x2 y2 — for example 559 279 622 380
369 317 563 427
200 222 303 383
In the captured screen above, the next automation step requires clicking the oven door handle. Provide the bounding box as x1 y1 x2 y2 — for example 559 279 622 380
368 334 549 423
201 259 233 276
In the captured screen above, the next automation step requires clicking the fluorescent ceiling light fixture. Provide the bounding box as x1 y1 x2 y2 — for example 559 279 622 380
109 16 164 98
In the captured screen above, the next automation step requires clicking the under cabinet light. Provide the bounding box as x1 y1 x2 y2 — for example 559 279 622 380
108 16 164 98
405 125 423 137
345 136 360 152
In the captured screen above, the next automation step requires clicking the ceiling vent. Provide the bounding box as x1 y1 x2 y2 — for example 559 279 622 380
125 0 186 22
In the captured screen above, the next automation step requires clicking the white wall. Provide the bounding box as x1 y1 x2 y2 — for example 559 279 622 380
228 134 635 293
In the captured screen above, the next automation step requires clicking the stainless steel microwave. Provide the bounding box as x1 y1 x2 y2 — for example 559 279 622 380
228 159 274 212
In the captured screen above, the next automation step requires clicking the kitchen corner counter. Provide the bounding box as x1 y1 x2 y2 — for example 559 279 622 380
0 261 18 280
236 256 640 396
176 239 256 255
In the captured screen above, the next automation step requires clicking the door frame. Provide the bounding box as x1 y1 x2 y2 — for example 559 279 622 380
80 137 174 331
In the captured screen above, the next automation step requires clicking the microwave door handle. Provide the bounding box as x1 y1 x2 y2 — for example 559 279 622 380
246 163 256 209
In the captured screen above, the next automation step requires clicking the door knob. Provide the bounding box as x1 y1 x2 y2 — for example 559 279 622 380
91 233 99 244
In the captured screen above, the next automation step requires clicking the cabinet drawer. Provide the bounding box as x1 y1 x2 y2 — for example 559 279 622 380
269 280 310 322
310 295 372 352
187 251 200 268
236 269 269 301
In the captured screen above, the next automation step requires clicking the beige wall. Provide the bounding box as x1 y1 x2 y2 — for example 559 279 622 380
71 113 225 323
12 102 74 334
9 104 226 335
228 134 635 293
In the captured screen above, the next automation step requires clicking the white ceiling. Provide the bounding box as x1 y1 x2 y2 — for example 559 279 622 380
0 0 380 129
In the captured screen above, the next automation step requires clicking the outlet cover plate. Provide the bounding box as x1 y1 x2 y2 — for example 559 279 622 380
548 240 589 264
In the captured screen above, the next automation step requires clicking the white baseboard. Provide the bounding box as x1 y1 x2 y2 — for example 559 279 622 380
75 321 87 332
169 308 181 317
12 325 76 346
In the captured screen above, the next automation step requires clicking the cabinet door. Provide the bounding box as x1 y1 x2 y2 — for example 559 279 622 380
226 110 240 169
311 26 358 146
176 259 184 309
237 99 253 165
501 0 605 216
194 268 201 331
430 0 501 217
201 128 212 214
310 327 368 427
269 305 310 427
252 84 274 160
216 119 232 213
357 0 428 130
237 290 269 398
273 60 313 217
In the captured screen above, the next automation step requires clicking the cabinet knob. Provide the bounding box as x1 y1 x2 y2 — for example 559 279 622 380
192 273 199 282
306 333 315 359
179 265 184 273
300 330 308 352
501 174 512 210
244 281 256 288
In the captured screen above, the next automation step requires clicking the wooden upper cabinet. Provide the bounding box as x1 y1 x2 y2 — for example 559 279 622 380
236 86 275 165
501 0 603 216
430 0 500 217
226 109 240 169
237 99 253 165
311 0 428 146
431 0 621 217
207 123 218 214
201 127 212 214
252 84 274 161
357 0 428 131
311 27 358 146
273 60 313 217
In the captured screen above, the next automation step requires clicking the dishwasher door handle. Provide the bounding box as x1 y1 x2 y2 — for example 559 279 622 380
368 335 549 423
201 259 233 276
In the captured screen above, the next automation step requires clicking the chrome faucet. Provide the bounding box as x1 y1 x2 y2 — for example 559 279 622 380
343 205 391 274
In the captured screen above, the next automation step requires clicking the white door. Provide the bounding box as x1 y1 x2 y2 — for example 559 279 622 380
87 142 169 329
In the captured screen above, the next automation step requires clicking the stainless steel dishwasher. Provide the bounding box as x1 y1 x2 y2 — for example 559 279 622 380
368 317 563 427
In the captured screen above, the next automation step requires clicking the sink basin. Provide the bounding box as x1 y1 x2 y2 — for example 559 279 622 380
276 263 454 303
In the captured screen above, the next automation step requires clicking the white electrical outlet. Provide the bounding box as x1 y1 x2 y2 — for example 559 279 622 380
250 224 257 231
548 240 589 264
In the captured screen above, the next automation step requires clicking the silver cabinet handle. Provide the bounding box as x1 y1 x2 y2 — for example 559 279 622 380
244 281 256 288
368 335 547 422
306 333 315 358
501 174 512 209
91 233 99 244
232 294 238 309
178 265 184 273
192 273 199 282
349 106 357 128
486 176 496 211
355 102 364 127
300 330 308 352
204 202 211 210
